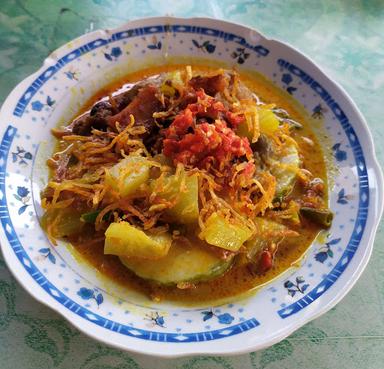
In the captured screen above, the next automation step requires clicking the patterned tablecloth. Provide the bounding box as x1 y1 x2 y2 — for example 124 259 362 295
0 1 383 368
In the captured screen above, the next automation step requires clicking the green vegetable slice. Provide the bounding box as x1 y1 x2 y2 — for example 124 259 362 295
263 138 300 198
41 208 83 238
80 210 100 223
300 207 333 228
104 222 172 259
245 218 295 259
119 238 233 285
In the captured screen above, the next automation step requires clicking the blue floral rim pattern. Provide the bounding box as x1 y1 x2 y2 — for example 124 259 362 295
13 24 269 118
0 25 369 340
276 59 369 318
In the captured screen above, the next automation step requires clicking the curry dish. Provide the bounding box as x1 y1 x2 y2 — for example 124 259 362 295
41 65 332 303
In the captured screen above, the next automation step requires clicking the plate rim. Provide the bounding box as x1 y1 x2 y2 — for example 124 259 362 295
0 16 383 357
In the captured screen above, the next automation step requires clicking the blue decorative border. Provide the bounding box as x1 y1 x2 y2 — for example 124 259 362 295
1 25 370 338
277 59 369 318
0 125 260 342
13 24 269 118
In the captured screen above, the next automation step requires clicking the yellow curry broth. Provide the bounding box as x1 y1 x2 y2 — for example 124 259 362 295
57 64 327 304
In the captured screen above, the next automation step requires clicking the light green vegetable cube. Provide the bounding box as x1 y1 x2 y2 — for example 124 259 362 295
236 103 259 142
104 221 172 259
105 155 151 197
236 104 279 141
166 173 199 223
200 213 253 251
152 172 199 224
258 107 279 135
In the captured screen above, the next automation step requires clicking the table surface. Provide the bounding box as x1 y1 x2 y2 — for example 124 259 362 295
0 1 383 368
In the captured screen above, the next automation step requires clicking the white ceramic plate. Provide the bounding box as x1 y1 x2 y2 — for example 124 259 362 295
0 17 382 357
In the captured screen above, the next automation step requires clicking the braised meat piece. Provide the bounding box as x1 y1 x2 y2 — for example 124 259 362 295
69 80 160 136
69 100 115 136
189 74 228 96
107 85 162 135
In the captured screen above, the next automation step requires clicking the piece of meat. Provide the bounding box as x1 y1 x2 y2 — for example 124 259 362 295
107 85 162 134
70 116 92 136
68 79 161 136
69 101 114 136
89 100 114 117
142 126 162 154
112 74 164 110
189 74 228 96
71 116 108 136
112 83 143 111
